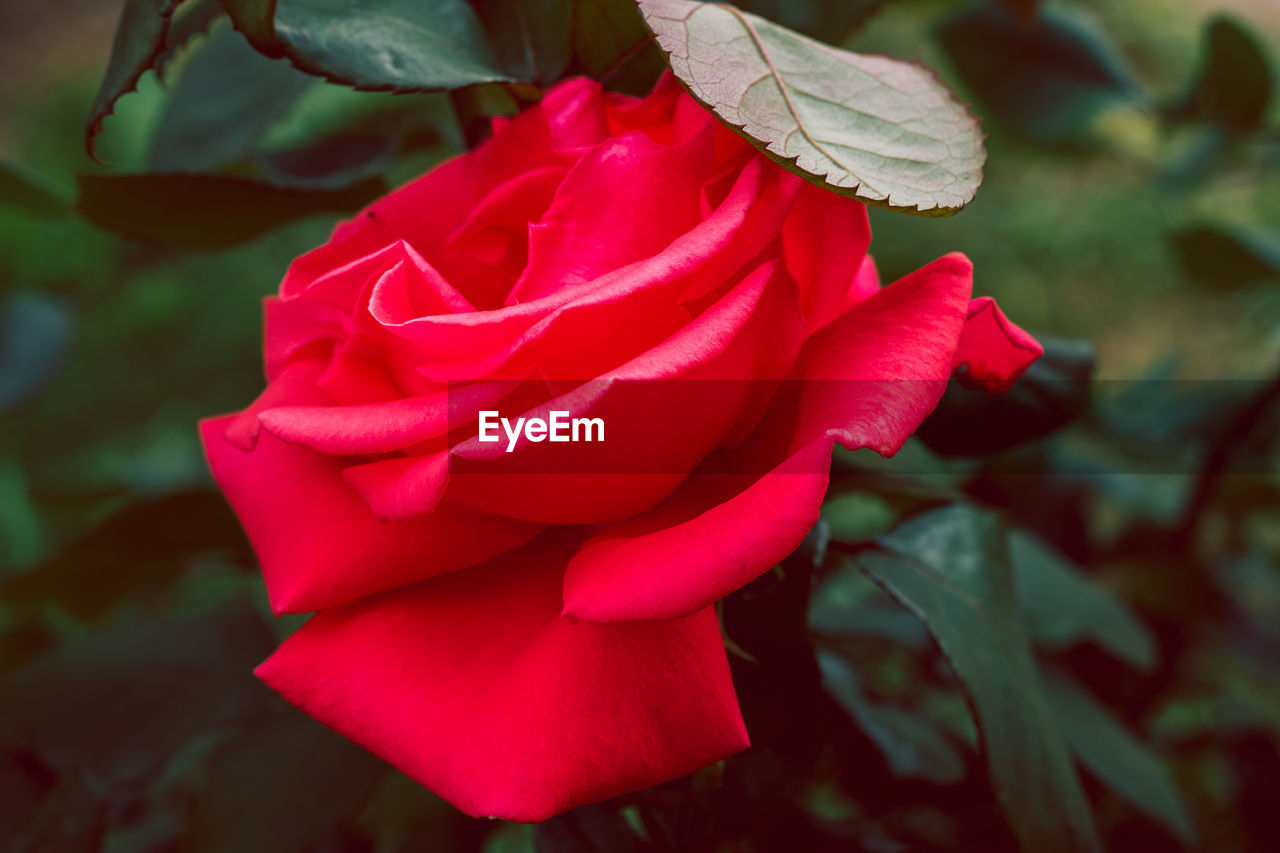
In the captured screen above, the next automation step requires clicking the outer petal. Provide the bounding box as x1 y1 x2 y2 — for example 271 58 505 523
562 440 831 623
560 254 976 624
200 416 540 612
257 378 522 456
953 295 1043 392
256 532 749 822
795 252 975 456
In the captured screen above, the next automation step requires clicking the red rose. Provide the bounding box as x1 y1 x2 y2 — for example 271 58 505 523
201 75 1040 821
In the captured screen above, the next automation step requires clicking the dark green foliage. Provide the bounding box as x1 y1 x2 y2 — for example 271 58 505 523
937 2 1142 141
85 0 186 159
473 0 574 86
0 160 72 220
1173 224 1280 289
272 0 512 91
75 172 386 249
570 0 667 95
0 293 71 412
1169 15 1274 133
149 23 314 171
856 506 1101 853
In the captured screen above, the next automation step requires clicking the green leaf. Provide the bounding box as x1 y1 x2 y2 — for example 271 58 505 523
473 0 573 85
0 292 71 412
734 0 889 43
856 504 1100 853
819 650 967 784
810 556 932 648
0 491 247 622
1172 224 1280 289
155 0 228 77
1040 668 1194 842
180 711 385 853
572 0 667 95
937 3 1142 142
1009 530 1156 670
220 0 284 56
821 491 897 544
257 134 398 189
85 0 187 161
1170 15 1273 132
272 0 512 92
150 23 313 172
638 0 985 215
75 172 385 249
0 159 72 220
0 607 273 785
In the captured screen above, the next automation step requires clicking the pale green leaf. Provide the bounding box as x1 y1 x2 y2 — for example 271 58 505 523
638 0 985 214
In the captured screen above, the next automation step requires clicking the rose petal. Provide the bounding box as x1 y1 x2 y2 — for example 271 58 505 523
796 252 975 456
506 123 717 304
782 182 871 332
560 255 975 623
225 358 330 452
415 159 801 383
279 155 476 300
201 416 540 612
341 452 450 522
256 532 748 822
258 378 523 456
562 439 831 622
365 243 475 321
953 295 1043 392
444 259 806 524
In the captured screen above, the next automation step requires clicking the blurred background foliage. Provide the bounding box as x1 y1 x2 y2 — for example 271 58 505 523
1 0 1279 851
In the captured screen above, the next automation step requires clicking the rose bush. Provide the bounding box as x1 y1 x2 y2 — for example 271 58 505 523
201 74 1041 821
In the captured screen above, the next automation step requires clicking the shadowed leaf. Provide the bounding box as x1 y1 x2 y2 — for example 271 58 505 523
150 23 313 171
1170 15 1273 132
473 0 573 85
180 711 385 853
257 134 398 189
75 172 385 249
1173 224 1280 289
820 650 967 784
0 160 71 220
937 2 1142 142
1041 668 1194 842
0 607 273 785
572 0 667 95
85 0 186 160
0 491 248 622
856 504 1100 852
0 293 70 412
1010 529 1156 669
